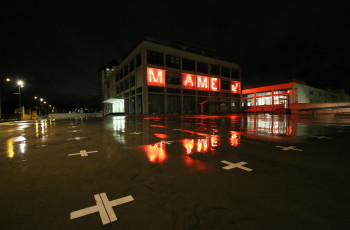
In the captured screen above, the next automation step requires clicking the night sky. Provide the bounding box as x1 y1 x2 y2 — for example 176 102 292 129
1 0 349 110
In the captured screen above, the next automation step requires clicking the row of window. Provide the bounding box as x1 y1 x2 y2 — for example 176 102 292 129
148 86 237 97
115 53 142 81
147 50 240 78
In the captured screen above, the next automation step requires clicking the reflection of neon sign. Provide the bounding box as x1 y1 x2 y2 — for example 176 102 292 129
183 137 219 154
229 131 241 146
144 142 167 163
231 81 241 94
147 68 165 86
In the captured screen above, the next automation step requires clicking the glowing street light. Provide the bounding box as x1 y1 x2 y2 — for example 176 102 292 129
40 98 43 102
17 80 24 120
6 78 11 82
34 96 38 100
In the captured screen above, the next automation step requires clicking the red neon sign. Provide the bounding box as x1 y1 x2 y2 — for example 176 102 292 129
210 78 220 91
197 76 209 90
147 67 165 86
182 74 196 89
231 81 241 94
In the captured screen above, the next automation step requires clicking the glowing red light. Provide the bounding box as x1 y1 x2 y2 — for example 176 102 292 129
183 139 194 154
197 138 209 152
211 136 218 147
229 131 241 146
197 76 209 90
231 81 241 93
147 68 165 86
144 142 167 163
210 78 220 91
154 133 168 139
182 74 196 89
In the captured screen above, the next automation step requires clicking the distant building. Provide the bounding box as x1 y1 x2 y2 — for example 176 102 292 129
99 38 242 115
242 79 350 113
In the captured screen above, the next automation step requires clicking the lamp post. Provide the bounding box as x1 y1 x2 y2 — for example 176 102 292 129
17 80 24 121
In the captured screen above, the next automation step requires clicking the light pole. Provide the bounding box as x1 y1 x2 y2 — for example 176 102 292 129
17 80 24 121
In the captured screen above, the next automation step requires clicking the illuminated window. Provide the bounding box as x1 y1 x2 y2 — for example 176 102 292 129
147 50 164 66
166 55 180 69
197 62 208 74
182 58 195 71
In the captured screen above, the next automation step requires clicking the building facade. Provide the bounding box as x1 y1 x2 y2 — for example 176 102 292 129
242 79 350 113
100 39 242 115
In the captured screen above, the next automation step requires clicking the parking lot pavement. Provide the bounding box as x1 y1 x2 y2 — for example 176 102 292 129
0 114 349 229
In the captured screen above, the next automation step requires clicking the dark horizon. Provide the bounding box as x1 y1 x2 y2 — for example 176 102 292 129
1 0 349 111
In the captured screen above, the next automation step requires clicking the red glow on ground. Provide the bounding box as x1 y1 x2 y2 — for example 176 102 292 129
153 133 168 139
229 131 241 146
183 139 194 154
149 125 167 128
143 142 167 163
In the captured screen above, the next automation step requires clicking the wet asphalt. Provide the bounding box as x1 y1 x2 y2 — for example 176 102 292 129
0 114 349 230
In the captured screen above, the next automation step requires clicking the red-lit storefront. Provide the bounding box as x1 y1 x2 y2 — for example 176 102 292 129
242 82 296 113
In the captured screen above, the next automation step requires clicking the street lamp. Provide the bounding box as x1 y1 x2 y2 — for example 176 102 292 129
17 80 24 120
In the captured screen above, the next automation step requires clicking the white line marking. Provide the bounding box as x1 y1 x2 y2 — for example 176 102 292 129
221 160 253 171
68 150 98 157
68 130 82 133
311 136 332 139
130 132 142 135
70 193 134 225
68 137 87 140
276 145 303 151
160 140 173 145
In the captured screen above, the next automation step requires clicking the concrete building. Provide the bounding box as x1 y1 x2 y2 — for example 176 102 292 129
242 79 350 113
99 38 242 115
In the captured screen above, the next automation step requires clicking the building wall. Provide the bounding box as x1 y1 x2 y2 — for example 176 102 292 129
100 40 242 115
294 83 349 103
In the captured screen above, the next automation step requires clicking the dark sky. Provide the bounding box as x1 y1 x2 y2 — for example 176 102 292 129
1 0 349 109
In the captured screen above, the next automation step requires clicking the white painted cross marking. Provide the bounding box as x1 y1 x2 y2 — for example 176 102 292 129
276 145 303 151
130 132 142 135
68 137 87 141
70 193 134 225
160 140 173 145
311 136 332 139
68 150 98 157
68 130 82 133
221 160 253 171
